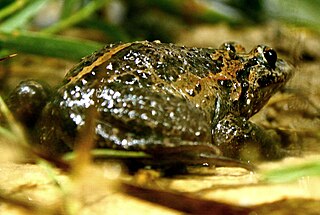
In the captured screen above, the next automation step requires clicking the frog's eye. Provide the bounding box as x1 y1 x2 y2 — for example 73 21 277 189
263 48 277 69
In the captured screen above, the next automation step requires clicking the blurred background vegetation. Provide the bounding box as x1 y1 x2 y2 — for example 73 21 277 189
0 0 319 61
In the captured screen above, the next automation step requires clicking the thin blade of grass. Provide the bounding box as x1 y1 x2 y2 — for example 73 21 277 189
0 31 103 60
60 0 81 19
0 53 17 61
63 149 151 161
262 160 320 183
71 107 97 175
42 0 110 34
0 96 27 146
0 0 49 32
0 0 28 21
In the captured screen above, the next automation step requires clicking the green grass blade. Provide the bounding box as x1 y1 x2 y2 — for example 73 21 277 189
42 0 110 34
0 0 49 32
0 0 28 21
63 149 151 161
262 160 320 183
60 0 81 19
0 31 103 60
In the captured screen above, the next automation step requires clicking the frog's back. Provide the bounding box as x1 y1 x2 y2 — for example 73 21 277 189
64 41 220 109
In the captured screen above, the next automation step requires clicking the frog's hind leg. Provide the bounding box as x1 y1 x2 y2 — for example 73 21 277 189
94 84 214 150
95 121 254 172
94 85 253 170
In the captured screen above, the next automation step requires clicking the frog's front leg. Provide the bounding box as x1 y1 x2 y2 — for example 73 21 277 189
212 114 285 161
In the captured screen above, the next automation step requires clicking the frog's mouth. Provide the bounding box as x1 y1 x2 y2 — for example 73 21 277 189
258 59 293 88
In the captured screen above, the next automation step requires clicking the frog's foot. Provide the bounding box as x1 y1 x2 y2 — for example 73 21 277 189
212 115 288 162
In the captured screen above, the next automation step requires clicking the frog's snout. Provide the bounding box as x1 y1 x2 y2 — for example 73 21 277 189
276 59 294 82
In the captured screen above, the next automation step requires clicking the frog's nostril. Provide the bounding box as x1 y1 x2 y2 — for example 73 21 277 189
263 49 277 69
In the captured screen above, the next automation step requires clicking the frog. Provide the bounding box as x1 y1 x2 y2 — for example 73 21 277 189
6 40 293 168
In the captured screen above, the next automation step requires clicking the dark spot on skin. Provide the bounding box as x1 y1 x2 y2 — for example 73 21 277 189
187 88 196 97
117 74 138 84
238 81 249 106
236 68 250 82
210 55 224 73
216 56 224 66
242 57 260 73
155 83 164 89
228 51 237 60
257 75 276 87
218 80 232 88
221 43 236 52
195 82 202 93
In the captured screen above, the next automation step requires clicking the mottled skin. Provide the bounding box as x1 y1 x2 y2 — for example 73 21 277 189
8 41 293 163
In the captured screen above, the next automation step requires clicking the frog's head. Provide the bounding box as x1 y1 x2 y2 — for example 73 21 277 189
238 45 293 117
216 43 294 118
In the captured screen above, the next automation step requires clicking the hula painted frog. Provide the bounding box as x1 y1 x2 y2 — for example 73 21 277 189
7 41 293 166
